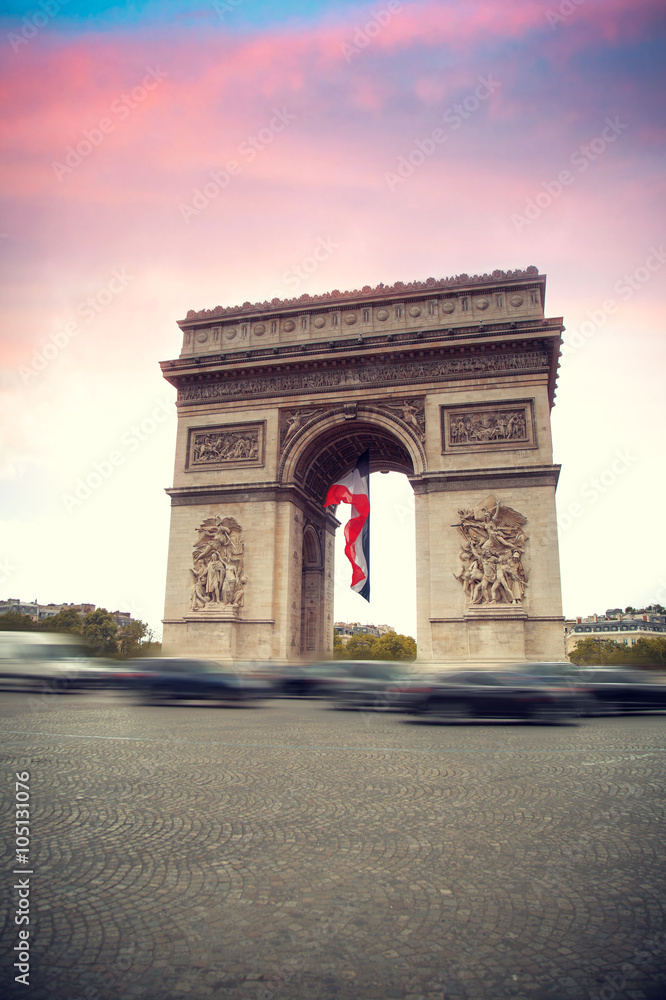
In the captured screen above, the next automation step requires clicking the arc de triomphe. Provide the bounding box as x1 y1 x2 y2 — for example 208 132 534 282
161 266 565 664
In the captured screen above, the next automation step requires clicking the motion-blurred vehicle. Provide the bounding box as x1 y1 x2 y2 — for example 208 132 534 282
276 661 355 697
506 662 666 715
133 657 270 705
324 660 416 709
392 669 581 723
568 667 666 714
0 631 105 692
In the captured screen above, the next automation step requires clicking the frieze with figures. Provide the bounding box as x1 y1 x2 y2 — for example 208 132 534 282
179 351 549 404
441 400 536 453
186 423 264 469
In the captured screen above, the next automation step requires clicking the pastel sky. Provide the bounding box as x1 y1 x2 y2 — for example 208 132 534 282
1 0 665 641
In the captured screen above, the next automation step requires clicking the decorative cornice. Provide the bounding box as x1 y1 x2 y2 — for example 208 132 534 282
180 266 541 323
175 349 550 405
165 483 341 525
410 465 561 493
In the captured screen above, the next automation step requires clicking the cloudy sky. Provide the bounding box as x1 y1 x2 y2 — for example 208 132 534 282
1 0 664 642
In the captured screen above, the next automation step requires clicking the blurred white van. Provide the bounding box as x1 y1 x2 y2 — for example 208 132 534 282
0 631 102 690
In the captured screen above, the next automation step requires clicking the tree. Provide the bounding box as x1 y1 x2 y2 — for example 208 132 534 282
338 633 378 660
333 631 417 661
569 637 627 666
627 636 666 667
81 608 118 656
36 608 82 634
333 634 346 658
0 612 35 631
117 619 152 658
373 632 417 661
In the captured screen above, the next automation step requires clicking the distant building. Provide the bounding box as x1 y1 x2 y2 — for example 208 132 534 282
0 599 134 629
334 621 396 645
565 610 666 655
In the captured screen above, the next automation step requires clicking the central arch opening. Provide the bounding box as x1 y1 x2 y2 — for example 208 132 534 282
333 469 416 642
290 419 419 657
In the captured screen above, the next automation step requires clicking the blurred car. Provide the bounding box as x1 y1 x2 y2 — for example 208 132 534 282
506 662 666 715
324 660 417 710
568 667 666 714
133 657 270 705
276 661 356 697
392 669 581 723
0 631 105 692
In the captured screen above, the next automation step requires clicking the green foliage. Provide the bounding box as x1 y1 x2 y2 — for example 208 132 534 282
36 608 83 634
570 638 630 665
81 608 118 656
629 636 666 667
334 632 416 662
570 635 666 668
373 632 417 661
0 612 35 631
117 620 153 658
332 634 346 658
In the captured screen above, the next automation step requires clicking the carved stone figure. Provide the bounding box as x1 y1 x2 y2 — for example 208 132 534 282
191 428 259 465
381 399 426 440
189 516 246 611
448 408 528 447
280 408 324 448
453 494 528 606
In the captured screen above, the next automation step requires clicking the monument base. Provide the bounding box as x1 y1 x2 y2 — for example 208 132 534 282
428 606 565 665
162 615 276 661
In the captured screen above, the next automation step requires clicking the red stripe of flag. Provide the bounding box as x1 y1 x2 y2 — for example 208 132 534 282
323 451 370 600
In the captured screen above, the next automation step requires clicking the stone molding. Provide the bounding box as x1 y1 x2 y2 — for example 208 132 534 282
463 606 528 619
176 350 550 405
164 617 276 625
429 616 565 623
165 482 340 528
181 266 541 322
410 466 561 493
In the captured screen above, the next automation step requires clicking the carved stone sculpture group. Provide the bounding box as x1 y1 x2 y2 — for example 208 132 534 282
190 516 247 611
454 494 529 606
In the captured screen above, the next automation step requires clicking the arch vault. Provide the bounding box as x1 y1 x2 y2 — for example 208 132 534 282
161 267 565 663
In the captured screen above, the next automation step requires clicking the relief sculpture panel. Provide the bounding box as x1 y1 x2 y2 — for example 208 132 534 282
187 423 264 469
453 494 528 606
190 516 246 612
441 400 536 454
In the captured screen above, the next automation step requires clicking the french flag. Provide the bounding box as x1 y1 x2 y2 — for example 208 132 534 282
323 450 370 601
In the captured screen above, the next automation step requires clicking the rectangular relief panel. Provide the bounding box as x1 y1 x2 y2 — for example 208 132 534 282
186 422 265 471
441 399 537 454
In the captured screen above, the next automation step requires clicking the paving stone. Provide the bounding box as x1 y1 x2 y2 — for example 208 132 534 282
0 694 664 999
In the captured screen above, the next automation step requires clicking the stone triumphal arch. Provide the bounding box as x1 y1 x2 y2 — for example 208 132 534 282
161 266 565 663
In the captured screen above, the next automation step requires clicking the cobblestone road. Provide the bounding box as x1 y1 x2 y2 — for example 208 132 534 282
1 692 665 1000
